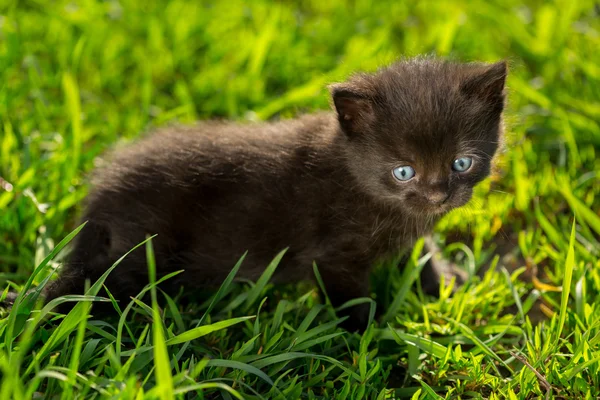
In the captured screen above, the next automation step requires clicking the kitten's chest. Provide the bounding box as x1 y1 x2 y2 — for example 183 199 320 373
331 201 434 261
363 214 419 259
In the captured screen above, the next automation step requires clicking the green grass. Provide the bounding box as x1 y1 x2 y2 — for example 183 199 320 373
1 0 599 398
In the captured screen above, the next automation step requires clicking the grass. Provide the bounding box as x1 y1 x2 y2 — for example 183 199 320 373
0 0 599 398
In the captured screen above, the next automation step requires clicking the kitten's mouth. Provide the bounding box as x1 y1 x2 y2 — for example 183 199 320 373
396 192 470 217
429 204 452 216
406 203 451 218
412 197 465 216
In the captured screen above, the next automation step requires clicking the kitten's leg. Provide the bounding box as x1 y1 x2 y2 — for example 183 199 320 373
44 221 149 314
319 266 371 332
419 236 468 296
43 221 111 301
44 260 148 314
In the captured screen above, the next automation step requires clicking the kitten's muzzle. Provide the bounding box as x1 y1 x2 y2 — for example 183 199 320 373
423 190 450 205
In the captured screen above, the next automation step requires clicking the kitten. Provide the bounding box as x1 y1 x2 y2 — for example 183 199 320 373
41 57 507 331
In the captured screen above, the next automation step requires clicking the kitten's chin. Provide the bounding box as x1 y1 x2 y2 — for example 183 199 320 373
414 206 451 218
393 203 450 220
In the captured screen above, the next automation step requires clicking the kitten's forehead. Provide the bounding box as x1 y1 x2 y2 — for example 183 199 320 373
337 57 505 166
382 116 493 165
380 98 467 161
368 59 504 158
376 107 492 168
393 132 459 168
370 58 505 119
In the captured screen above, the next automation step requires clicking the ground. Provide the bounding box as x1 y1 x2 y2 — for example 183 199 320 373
0 1 599 399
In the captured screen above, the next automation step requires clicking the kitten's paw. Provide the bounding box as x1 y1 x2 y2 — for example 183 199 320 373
2 291 19 306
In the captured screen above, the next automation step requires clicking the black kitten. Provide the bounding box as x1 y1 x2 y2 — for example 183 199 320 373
42 57 507 331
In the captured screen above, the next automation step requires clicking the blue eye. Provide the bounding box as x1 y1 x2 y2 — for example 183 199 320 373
392 166 416 181
452 157 473 172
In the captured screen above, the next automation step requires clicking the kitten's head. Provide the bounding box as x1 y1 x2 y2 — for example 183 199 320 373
331 57 507 217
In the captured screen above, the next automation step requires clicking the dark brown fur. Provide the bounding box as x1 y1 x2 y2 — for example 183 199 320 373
43 57 507 330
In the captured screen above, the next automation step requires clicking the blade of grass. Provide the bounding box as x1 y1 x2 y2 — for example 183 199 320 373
386 325 448 358
173 383 244 399
244 248 287 310
556 219 576 344
166 316 255 345
208 359 274 386
383 238 429 323
4 222 87 353
146 237 174 400
174 252 247 362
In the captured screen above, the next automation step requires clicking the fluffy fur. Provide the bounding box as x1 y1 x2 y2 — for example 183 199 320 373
42 57 507 330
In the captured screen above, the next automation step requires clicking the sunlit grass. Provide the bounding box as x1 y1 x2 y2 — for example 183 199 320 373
1 0 599 398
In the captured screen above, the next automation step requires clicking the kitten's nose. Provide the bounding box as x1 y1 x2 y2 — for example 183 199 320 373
425 190 450 205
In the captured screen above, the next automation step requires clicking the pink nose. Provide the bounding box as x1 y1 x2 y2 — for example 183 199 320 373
425 191 449 204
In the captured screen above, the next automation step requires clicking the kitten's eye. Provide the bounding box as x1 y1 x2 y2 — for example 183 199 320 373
392 166 416 181
452 157 473 172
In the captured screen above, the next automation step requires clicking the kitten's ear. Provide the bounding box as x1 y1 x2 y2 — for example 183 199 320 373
330 83 374 137
460 61 507 106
